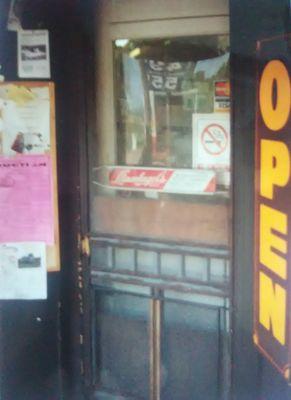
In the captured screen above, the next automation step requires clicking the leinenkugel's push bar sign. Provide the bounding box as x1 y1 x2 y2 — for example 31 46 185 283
254 35 291 381
93 166 216 194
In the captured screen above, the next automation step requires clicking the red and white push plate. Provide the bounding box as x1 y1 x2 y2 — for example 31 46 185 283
105 166 216 194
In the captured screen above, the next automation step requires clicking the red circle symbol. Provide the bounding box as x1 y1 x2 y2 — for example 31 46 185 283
201 123 228 155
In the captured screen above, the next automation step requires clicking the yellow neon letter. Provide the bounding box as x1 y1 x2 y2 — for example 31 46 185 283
259 272 286 345
260 204 287 279
259 60 290 131
260 139 290 200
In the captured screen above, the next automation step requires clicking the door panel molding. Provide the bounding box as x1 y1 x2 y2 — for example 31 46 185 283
110 16 229 39
108 0 229 23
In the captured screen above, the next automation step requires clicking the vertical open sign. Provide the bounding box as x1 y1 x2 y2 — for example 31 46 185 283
254 35 291 381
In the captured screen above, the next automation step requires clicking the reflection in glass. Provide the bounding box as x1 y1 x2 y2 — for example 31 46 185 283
94 292 150 399
91 35 231 245
114 36 229 169
161 301 221 400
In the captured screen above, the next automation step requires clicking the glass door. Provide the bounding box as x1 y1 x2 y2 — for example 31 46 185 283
89 2 231 399
92 287 229 400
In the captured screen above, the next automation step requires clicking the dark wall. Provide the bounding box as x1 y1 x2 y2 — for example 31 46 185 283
230 0 291 399
0 1 94 399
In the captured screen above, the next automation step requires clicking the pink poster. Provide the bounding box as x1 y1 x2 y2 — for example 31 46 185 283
0 155 54 244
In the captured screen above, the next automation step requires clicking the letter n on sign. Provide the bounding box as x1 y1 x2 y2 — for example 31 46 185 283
254 35 291 382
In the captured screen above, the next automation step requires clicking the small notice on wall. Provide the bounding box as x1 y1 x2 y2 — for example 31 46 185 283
0 242 47 299
0 155 54 244
17 30 51 78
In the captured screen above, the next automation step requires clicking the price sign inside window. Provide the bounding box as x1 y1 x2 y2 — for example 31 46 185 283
144 59 193 92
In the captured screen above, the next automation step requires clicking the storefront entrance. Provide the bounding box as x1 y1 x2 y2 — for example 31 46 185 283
88 1 231 399
2 1 291 400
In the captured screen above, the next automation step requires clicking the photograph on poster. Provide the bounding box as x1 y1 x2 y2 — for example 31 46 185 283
21 45 47 61
0 242 47 299
0 84 50 155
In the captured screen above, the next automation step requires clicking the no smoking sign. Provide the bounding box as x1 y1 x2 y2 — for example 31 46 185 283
202 123 228 155
192 114 230 169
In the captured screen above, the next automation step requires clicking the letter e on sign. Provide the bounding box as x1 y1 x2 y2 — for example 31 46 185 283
260 139 290 200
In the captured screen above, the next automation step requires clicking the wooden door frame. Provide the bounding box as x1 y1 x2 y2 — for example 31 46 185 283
84 1 232 399
79 0 291 399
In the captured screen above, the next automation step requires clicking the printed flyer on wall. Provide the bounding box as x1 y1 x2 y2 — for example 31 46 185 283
0 83 51 155
0 242 47 299
0 155 54 244
17 30 51 78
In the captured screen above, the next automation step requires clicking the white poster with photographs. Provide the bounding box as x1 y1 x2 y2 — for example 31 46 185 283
0 83 50 155
0 242 47 299
17 30 51 78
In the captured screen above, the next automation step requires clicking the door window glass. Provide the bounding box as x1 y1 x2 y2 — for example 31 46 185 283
94 292 150 399
161 301 221 400
91 35 231 398
114 36 229 169
91 35 231 250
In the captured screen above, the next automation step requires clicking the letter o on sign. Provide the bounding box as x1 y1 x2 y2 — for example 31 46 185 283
259 60 291 131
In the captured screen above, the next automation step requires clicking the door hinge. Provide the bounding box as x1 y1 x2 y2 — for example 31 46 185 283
80 234 90 257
